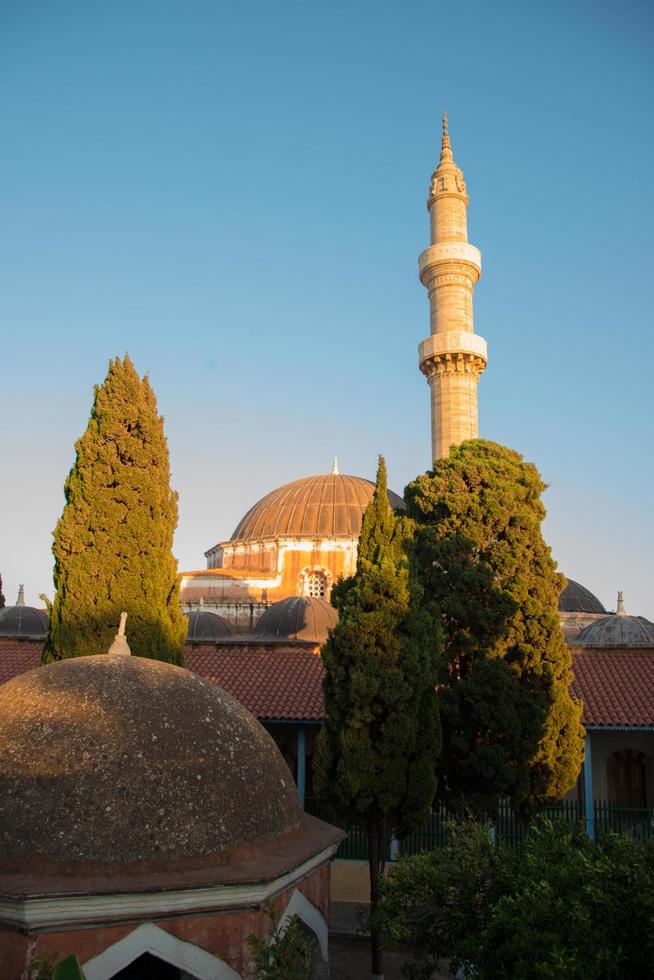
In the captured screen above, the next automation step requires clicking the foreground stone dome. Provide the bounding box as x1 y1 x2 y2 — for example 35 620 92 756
0 651 299 870
559 579 606 614
231 472 404 542
186 609 238 641
254 596 338 643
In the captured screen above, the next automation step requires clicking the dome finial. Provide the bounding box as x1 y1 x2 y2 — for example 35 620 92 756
107 612 131 656
440 110 453 163
616 591 626 616
331 457 339 475
16 585 25 607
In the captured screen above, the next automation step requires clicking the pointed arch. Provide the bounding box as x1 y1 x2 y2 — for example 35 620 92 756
278 888 328 962
82 923 242 980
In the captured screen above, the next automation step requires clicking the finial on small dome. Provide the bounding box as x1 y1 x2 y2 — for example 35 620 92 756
440 110 453 163
331 457 339 475
199 596 204 607
107 612 131 656
616 591 626 616
16 585 25 607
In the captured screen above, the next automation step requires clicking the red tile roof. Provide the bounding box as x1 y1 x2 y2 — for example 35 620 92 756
571 650 654 727
0 641 41 685
185 646 325 721
2 640 653 729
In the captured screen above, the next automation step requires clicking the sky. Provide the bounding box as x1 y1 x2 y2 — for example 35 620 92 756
1 0 653 618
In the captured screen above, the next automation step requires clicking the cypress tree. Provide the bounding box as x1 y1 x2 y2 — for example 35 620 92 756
0 574 5 609
314 457 441 979
405 439 584 818
43 356 187 665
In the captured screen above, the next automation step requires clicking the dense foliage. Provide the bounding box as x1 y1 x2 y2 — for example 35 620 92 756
0 573 4 608
377 819 654 979
405 439 584 817
314 457 441 976
43 355 187 665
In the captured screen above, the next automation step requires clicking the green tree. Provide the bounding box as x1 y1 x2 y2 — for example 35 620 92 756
314 456 441 979
404 439 584 818
43 355 186 665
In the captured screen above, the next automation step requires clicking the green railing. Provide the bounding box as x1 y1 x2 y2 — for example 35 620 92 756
306 797 654 860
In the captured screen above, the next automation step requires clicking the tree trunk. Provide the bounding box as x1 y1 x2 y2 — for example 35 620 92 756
369 818 384 980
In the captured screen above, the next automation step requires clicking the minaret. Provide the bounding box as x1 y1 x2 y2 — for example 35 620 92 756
418 113 487 462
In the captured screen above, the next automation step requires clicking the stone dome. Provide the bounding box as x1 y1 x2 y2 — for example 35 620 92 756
255 596 338 644
576 614 654 648
231 472 405 543
559 579 606 614
0 651 299 871
0 604 48 639
186 609 238 641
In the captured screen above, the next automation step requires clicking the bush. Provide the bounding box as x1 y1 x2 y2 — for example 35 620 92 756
248 903 317 980
376 820 654 979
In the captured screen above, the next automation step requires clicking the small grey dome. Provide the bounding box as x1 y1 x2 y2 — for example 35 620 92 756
0 604 48 639
255 596 338 644
185 609 238 642
559 580 606 614
576 614 654 648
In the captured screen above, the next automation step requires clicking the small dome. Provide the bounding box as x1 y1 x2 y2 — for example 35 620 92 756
231 472 405 542
0 604 48 639
559 579 606 614
255 596 338 644
0 651 299 871
576 614 654 648
185 609 238 642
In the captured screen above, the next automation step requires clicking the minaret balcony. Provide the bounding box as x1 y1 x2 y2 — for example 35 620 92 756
419 242 481 286
419 331 487 375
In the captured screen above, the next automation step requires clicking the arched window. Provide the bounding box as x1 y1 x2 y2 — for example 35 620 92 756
608 749 648 806
305 571 327 598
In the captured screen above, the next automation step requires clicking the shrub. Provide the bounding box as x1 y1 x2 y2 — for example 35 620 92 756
377 820 654 979
248 903 317 980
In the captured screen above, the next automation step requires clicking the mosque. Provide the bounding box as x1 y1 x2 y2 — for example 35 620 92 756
0 117 653 978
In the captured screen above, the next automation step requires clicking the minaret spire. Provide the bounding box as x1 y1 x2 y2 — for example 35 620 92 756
440 111 453 163
418 114 487 462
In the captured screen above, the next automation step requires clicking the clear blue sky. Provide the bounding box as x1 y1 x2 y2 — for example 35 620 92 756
1 0 652 618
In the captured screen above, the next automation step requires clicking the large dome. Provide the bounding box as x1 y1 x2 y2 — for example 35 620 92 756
231 472 405 543
255 596 338 644
559 579 606 614
0 604 48 639
0 650 299 871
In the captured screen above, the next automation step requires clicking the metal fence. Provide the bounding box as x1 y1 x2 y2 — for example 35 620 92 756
305 797 654 861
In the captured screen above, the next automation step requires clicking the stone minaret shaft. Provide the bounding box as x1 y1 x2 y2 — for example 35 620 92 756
419 114 487 462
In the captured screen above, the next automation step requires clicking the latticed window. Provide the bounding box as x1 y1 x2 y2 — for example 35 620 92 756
306 571 327 598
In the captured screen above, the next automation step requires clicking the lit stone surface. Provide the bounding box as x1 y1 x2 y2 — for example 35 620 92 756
419 113 487 462
0 652 299 865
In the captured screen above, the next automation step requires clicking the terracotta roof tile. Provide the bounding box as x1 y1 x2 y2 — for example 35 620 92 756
186 646 325 721
0 641 42 684
571 650 654 727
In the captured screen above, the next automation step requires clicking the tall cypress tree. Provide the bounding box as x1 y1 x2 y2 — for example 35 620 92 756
43 356 187 665
314 457 441 979
0 574 5 609
405 439 584 818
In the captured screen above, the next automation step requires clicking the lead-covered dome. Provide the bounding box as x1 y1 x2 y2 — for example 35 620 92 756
0 651 299 870
231 472 405 543
255 596 338 644
186 609 238 641
576 614 654 648
0 604 48 639
559 579 606 614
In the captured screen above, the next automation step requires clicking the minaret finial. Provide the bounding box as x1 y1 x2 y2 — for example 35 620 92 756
331 457 339 475
440 110 453 163
107 612 131 656
16 585 25 607
616 591 626 616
